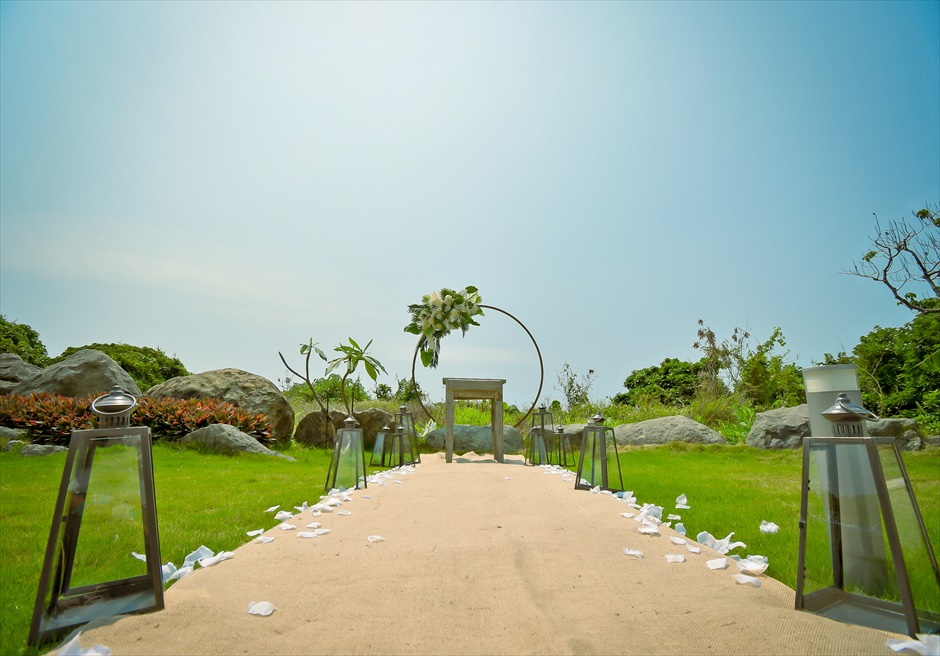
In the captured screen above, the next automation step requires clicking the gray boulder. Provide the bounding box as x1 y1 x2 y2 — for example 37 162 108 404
13 349 141 398
147 369 293 442
867 417 922 451
21 444 68 457
344 408 395 449
552 423 586 451
0 353 42 395
294 410 337 448
305 407 395 449
745 404 923 451
614 415 727 446
1 426 28 442
182 424 295 460
745 404 811 449
2 440 25 452
425 424 524 455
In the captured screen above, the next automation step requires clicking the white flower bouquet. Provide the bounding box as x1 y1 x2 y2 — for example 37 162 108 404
404 286 484 368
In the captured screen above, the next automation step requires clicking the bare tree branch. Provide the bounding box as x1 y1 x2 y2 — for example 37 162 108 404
844 205 939 314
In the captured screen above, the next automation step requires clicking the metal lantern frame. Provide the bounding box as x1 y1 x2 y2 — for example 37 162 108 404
325 415 368 492
552 423 573 468
369 425 393 468
574 413 625 493
525 403 552 466
394 405 421 466
29 388 163 646
795 393 940 637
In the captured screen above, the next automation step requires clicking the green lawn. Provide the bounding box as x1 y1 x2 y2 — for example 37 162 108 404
0 443 334 656
1 442 937 655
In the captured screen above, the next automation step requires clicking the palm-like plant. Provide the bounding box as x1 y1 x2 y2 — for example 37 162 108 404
325 337 387 415
278 339 329 414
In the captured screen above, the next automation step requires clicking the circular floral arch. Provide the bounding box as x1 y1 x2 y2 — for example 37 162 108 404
409 303 544 429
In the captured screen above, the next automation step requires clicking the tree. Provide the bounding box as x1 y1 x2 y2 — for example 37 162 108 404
846 205 939 315
52 343 189 390
555 362 596 410
613 358 702 407
693 320 803 410
394 376 425 403
0 315 50 367
853 314 939 418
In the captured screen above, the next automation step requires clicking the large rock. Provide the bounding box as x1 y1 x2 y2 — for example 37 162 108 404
182 424 295 460
344 408 395 449
745 404 923 451
147 369 293 442
20 444 68 457
13 349 140 397
745 405 811 449
614 416 727 446
548 423 586 452
294 410 337 448
425 424 524 455
304 407 395 449
867 417 922 451
0 426 28 442
0 353 42 395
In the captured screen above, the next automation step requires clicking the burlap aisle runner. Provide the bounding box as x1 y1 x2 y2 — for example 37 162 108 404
70 452 904 655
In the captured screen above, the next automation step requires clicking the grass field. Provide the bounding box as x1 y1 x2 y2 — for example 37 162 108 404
1 442 937 655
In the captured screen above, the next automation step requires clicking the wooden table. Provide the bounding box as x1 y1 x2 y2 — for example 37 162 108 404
443 378 506 463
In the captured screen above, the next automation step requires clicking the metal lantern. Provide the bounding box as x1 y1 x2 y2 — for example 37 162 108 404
29 386 163 646
394 405 420 466
796 391 940 636
525 403 552 466
551 423 573 468
369 425 393 468
325 415 368 492
574 413 624 493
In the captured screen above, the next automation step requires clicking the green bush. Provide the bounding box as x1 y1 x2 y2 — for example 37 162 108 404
0 393 271 445
0 315 50 367
50 343 189 391
614 357 702 406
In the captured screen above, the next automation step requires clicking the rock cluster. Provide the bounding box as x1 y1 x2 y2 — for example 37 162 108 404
147 369 294 442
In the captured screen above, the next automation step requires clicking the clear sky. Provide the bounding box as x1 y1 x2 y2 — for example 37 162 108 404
1 1 938 408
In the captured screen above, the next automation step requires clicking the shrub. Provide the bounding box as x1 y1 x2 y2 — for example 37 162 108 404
614 358 702 406
0 315 50 367
50 343 189 390
0 393 271 445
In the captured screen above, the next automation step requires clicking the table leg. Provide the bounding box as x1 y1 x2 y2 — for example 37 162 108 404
445 388 455 464
494 392 504 463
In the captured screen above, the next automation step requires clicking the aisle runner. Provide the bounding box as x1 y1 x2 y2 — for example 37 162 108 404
68 453 904 656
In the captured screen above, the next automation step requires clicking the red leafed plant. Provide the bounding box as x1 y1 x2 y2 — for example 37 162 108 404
0 393 272 445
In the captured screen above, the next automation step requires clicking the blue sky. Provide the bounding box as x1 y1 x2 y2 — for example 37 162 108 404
1 1 938 408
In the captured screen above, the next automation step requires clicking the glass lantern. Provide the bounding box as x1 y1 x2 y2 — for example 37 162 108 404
325 415 368 492
526 403 552 466
551 424 573 468
574 413 624 493
394 405 420 466
796 392 940 636
29 386 163 646
369 425 392 468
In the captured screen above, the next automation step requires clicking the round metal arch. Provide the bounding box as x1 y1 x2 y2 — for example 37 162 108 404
410 304 544 429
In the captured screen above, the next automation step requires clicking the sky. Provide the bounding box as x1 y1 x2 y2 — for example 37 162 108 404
1 1 938 409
